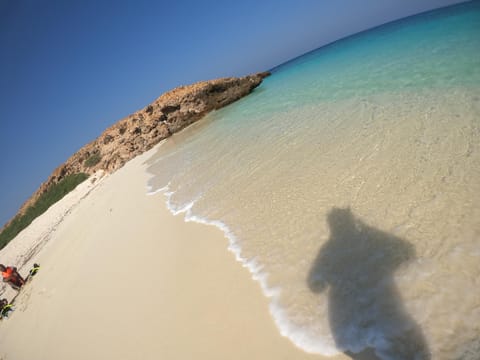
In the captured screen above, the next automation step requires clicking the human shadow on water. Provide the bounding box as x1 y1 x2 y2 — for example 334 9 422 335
307 208 430 360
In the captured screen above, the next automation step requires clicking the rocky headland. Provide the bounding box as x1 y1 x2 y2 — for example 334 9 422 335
7 72 269 228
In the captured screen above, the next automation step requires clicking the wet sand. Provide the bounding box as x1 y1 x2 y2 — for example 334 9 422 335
0 146 347 360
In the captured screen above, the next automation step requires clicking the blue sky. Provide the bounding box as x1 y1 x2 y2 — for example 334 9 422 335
0 0 468 227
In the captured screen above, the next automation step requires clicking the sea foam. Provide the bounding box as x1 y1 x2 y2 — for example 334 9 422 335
147 183 340 355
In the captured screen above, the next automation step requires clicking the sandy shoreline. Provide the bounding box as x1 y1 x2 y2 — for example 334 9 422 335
0 146 346 360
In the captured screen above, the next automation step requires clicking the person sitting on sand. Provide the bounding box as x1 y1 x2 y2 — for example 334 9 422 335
0 298 14 319
29 263 40 278
0 264 25 290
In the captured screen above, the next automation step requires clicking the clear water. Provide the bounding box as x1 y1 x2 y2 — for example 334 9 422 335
146 3 480 359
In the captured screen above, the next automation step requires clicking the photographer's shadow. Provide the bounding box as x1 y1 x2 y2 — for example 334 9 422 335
308 208 430 360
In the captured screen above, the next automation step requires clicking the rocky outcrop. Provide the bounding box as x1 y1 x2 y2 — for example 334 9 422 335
11 72 270 223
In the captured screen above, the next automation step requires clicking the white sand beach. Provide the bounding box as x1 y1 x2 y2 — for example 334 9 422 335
0 146 347 360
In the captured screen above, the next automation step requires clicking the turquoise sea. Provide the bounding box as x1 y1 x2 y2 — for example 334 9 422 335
147 2 480 359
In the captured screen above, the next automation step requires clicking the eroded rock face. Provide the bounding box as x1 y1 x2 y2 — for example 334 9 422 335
12 72 269 221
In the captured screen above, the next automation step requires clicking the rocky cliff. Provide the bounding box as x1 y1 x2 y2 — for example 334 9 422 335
12 72 269 222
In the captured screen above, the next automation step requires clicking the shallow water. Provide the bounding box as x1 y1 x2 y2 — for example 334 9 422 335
146 3 480 359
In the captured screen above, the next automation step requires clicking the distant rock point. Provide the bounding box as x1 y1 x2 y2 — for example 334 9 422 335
10 72 270 224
